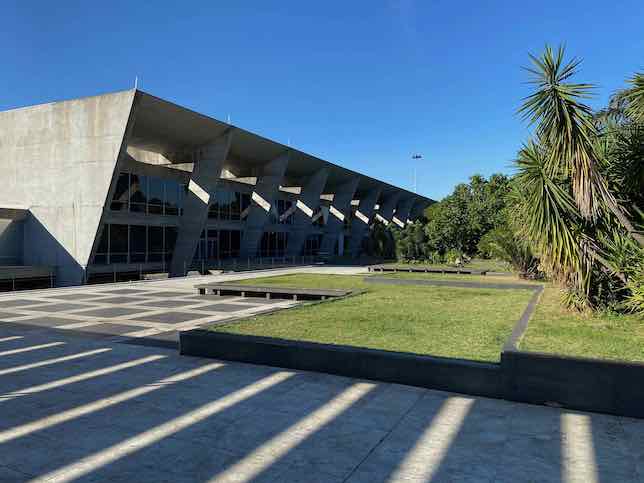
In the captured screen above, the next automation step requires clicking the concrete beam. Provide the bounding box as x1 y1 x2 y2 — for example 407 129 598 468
169 131 233 276
374 193 401 226
286 169 329 257
392 196 417 228
238 152 290 259
347 188 382 257
319 177 359 256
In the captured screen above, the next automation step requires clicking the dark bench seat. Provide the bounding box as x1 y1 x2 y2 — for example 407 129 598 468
368 265 487 275
194 283 353 301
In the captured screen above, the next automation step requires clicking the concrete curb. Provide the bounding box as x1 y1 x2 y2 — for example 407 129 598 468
179 329 644 419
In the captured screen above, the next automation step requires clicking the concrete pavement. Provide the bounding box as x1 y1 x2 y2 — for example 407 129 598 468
0 324 642 482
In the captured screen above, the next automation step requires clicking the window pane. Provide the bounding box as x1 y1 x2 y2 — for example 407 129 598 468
218 190 230 220
164 226 178 254
207 230 218 260
110 173 129 211
165 180 179 216
148 178 164 215
230 192 241 220
94 225 109 264
109 224 128 263
129 225 146 262
130 175 148 213
148 226 163 261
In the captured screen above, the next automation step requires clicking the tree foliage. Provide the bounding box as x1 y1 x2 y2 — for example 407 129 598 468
514 45 644 312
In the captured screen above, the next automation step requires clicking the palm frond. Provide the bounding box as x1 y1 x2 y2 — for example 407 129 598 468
518 45 601 219
625 72 644 122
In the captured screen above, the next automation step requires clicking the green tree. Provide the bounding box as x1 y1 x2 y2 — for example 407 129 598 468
514 45 644 311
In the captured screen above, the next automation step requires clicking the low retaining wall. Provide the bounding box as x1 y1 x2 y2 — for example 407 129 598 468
180 330 502 398
180 330 644 419
502 349 644 418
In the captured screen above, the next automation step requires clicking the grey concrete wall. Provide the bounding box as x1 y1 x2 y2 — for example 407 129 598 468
0 90 135 285
0 219 24 265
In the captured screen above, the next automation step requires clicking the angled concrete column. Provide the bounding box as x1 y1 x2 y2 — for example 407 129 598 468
319 178 359 256
374 193 401 226
239 152 290 259
347 188 382 257
286 169 329 257
169 132 232 276
392 196 416 228
409 200 427 222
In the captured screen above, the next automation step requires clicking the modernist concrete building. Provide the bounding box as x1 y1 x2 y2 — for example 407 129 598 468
0 90 431 287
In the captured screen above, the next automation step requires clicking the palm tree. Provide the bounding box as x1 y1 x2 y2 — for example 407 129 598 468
625 72 644 122
518 45 644 247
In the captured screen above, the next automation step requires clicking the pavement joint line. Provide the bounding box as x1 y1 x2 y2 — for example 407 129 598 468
0 347 112 376
0 341 65 357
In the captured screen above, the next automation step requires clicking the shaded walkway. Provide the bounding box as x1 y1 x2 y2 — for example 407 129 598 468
0 326 641 482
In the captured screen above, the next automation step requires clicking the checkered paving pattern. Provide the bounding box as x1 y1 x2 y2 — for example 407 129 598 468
0 284 299 348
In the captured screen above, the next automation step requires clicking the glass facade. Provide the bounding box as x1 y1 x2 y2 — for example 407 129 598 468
259 231 289 257
194 229 241 261
208 190 251 220
304 234 322 256
93 224 178 265
266 199 294 224
110 172 186 216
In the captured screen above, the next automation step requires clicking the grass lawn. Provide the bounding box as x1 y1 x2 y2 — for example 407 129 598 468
211 274 535 362
520 286 644 362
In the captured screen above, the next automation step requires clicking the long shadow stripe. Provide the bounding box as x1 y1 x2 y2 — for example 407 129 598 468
208 381 376 483
0 348 112 376
0 361 225 444
0 354 166 402
28 371 295 483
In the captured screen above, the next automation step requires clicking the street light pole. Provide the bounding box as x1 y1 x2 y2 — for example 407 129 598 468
411 154 422 193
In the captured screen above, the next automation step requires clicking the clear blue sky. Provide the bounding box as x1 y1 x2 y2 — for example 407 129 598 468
3 1 643 200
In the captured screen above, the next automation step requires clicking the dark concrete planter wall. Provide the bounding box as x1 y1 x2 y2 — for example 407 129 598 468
501 349 644 418
180 330 502 399
180 330 644 419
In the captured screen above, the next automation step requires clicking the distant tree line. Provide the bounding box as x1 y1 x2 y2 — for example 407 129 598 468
369 46 643 314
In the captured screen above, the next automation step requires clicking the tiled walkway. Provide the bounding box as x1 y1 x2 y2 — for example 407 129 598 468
0 268 320 348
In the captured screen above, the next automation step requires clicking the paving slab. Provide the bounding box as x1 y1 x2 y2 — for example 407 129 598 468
191 303 262 313
6 315 80 327
100 288 152 295
144 291 194 298
134 299 204 309
47 292 111 301
86 295 151 305
72 307 148 318
130 311 205 324
75 323 151 336
20 302 94 313
0 299 50 308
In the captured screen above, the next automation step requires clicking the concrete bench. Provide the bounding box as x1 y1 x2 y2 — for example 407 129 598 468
194 283 352 301
368 265 487 275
